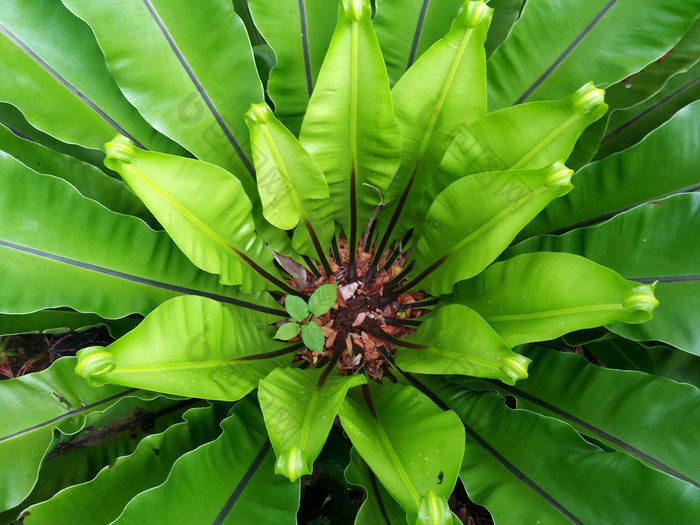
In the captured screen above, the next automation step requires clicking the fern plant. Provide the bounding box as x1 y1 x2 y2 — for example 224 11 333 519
1 0 699 523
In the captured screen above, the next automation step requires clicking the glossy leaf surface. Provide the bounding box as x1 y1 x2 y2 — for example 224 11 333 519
23 405 224 524
246 102 334 261
247 0 337 134
446 252 658 346
0 123 155 226
477 346 700 487
487 0 700 109
0 0 178 152
509 193 700 355
104 135 283 294
258 368 365 481
0 153 280 322
425 83 606 211
373 0 465 84
381 1 490 240
63 0 262 181
414 164 573 295
525 100 700 237
299 0 401 250
113 398 300 524
345 447 409 525
435 385 700 524
74 296 292 401
397 304 530 385
339 382 464 523
0 358 150 510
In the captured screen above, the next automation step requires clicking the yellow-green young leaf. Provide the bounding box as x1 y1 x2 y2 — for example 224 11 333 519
423 83 607 212
382 0 491 241
103 135 288 294
412 163 574 296
396 304 530 385
445 252 659 347
339 382 464 524
75 295 294 401
245 102 334 263
258 368 365 482
299 0 401 257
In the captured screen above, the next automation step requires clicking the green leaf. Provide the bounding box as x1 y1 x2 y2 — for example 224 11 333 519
299 0 402 256
483 0 525 58
285 296 309 322
104 135 287 294
412 163 574 295
373 0 465 84
345 447 409 525
508 193 700 355
445 252 658 347
112 397 300 524
0 311 138 340
524 100 700 237
0 153 281 323
473 346 700 487
0 123 156 227
258 368 365 481
308 284 338 316
74 295 294 401
22 405 224 525
0 0 179 152
437 386 700 523
301 322 325 354
424 83 607 212
486 0 700 109
247 0 337 135
62 0 262 183
397 304 530 385
597 64 700 159
0 357 153 511
274 322 301 341
245 102 334 263
339 382 464 524
379 1 491 244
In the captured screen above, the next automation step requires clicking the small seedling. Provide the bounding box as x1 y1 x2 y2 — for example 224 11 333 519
274 284 338 353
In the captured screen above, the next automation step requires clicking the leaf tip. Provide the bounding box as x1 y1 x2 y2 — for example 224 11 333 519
572 82 606 116
275 446 308 482
458 0 492 28
104 134 135 165
545 161 574 196
416 490 452 525
75 346 116 383
245 101 274 126
341 0 369 22
623 283 659 317
499 354 531 385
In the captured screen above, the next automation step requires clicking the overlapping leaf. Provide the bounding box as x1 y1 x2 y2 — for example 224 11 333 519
63 0 262 184
247 0 337 135
412 164 573 295
445 252 658 346
112 398 299 524
397 304 530 384
339 382 464 524
509 193 700 355
0 153 280 322
104 135 287 294
258 368 365 481
487 0 700 109
74 295 294 401
0 358 155 511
